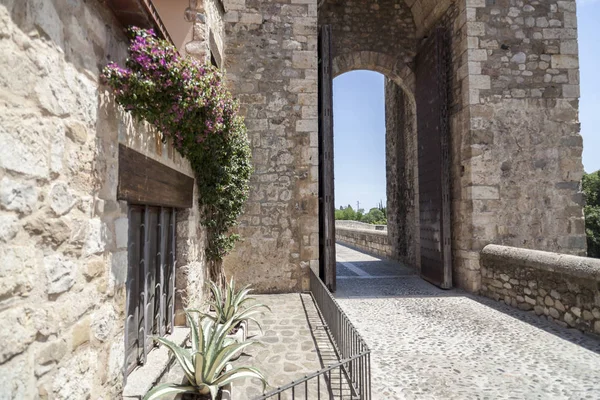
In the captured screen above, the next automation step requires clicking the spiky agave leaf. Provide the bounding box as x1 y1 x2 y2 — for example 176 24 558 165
213 366 268 391
186 310 201 354
143 383 198 400
151 336 195 385
206 341 256 380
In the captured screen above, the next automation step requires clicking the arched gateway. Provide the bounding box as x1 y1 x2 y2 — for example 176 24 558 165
311 0 586 292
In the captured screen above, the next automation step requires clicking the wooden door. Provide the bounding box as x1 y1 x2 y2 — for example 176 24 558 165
415 28 452 289
318 24 336 292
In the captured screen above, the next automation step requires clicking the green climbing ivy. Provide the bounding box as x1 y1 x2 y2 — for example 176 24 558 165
102 27 252 262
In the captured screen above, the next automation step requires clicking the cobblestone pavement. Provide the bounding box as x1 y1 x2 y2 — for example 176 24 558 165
334 243 600 400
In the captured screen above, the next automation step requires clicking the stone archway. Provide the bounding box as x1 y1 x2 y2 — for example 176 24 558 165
330 52 421 273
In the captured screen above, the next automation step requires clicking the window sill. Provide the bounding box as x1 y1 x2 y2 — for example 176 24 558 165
123 327 189 400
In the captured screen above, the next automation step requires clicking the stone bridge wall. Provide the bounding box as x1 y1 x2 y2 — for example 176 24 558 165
336 227 392 260
481 245 600 335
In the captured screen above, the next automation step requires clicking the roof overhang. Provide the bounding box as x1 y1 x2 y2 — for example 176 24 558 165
103 0 173 43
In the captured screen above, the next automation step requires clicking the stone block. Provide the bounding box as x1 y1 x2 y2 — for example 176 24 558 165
50 182 75 216
551 54 579 69
0 307 37 363
0 177 38 214
0 214 19 242
45 254 77 295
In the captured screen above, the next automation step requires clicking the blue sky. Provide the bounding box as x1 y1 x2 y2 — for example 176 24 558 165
334 2 599 210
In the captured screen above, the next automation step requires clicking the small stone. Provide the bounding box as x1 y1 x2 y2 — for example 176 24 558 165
534 305 545 315
582 310 594 321
509 279 519 285
50 182 74 216
500 274 510 282
570 307 581 317
554 299 565 312
45 254 76 294
518 303 533 311
593 309 600 319
549 307 560 319
550 289 561 299
37 339 67 367
564 313 576 327
516 295 525 303
0 214 19 242
544 296 554 307
511 52 526 64
0 307 37 363
525 296 536 305
0 177 38 214
72 317 91 349
83 258 104 280
504 283 512 289
65 120 88 144
595 321 600 334
539 288 547 297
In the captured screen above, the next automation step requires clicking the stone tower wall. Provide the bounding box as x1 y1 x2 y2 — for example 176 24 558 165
220 0 320 292
458 0 586 290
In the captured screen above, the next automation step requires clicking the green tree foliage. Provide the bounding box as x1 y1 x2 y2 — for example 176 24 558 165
335 204 387 225
583 171 600 258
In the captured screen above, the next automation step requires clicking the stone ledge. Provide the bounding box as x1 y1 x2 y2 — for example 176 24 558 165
336 227 389 238
123 327 189 400
481 244 600 281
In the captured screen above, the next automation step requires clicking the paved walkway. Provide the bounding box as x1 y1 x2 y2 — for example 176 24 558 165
335 243 600 400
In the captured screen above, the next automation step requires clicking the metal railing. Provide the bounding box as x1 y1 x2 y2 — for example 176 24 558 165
256 268 371 400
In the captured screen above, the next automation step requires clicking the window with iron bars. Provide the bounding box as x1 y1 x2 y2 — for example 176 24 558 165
125 205 177 375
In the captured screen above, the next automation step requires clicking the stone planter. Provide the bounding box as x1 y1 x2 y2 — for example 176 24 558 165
178 365 232 400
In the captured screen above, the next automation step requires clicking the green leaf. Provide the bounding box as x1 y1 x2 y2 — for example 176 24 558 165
213 366 268 391
143 383 197 400
152 336 195 385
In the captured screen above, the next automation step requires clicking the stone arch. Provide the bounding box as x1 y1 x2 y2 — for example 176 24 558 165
332 51 416 101
330 50 420 270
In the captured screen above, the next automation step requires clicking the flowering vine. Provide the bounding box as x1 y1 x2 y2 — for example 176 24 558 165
102 27 252 276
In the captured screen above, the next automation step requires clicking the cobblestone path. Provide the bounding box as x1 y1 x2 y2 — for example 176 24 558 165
335 243 600 400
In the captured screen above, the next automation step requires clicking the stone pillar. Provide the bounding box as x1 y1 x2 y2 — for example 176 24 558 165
219 1 319 292
459 0 585 288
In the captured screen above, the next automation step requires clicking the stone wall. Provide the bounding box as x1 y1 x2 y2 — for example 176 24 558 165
385 78 417 267
336 227 392 260
220 0 319 292
462 0 585 288
0 1 206 398
480 245 600 335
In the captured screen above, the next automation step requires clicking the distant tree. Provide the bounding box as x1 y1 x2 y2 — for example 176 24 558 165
583 171 600 258
335 205 357 221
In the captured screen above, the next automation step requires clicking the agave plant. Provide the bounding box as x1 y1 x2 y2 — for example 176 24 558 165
201 278 271 333
144 311 267 400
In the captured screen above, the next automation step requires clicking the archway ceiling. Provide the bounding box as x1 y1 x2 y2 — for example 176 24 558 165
406 0 455 37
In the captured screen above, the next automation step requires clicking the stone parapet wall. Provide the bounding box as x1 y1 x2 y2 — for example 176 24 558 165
335 220 387 232
336 228 392 260
480 245 600 335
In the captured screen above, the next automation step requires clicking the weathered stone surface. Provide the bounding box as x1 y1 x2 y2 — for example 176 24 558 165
0 246 39 298
49 182 75 216
0 214 19 242
0 177 38 214
44 254 76 294
0 307 37 363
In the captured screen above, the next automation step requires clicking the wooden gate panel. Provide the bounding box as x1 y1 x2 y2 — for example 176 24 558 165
318 25 336 292
416 28 452 289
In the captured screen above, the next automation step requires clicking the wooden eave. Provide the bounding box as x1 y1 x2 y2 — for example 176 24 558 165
103 0 174 44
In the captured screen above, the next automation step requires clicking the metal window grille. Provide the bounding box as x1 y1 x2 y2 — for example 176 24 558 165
125 205 177 375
